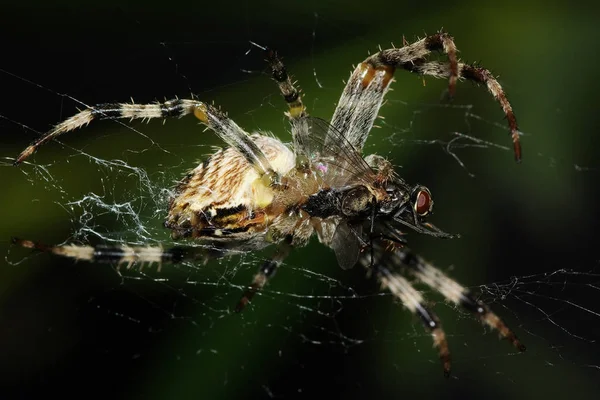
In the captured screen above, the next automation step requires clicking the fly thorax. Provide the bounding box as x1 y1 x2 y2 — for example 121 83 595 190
340 186 373 217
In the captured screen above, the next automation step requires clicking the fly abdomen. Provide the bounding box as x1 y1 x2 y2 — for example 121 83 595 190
301 189 342 218
302 185 374 218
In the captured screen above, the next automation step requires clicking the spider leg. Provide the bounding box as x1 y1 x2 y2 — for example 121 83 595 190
14 99 281 184
395 248 526 352
235 241 292 312
361 254 452 377
330 58 394 153
265 48 306 121
330 31 521 161
330 31 458 153
12 237 227 272
403 61 521 161
264 48 313 163
13 235 292 313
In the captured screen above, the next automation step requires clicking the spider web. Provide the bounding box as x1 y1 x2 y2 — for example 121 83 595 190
1 4 599 399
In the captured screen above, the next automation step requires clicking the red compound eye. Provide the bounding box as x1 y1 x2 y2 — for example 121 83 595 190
414 188 433 216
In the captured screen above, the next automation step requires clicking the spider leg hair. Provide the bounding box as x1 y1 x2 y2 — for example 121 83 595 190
263 48 314 162
331 31 521 161
235 240 292 312
13 99 280 181
12 237 228 272
394 247 526 352
265 48 306 121
15 235 292 313
404 61 521 161
361 252 452 377
331 31 458 152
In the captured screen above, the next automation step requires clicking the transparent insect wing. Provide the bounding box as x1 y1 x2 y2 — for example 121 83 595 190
331 221 364 270
301 117 376 188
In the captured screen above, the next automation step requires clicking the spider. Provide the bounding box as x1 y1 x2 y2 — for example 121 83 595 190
13 32 525 377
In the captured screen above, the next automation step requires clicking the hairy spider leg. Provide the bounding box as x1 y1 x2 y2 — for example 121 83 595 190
235 240 292 312
394 248 526 352
265 48 306 121
14 99 281 184
14 236 291 312
363 243 525 376
404 61 522 161
330 31 521 161
330 31 457 153
363 255 452 377
264 48 314 165
11 237 231 272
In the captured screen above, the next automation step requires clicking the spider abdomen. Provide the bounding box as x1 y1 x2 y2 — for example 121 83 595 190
165 135 296 240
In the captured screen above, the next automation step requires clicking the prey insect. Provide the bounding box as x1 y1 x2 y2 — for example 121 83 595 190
13 32 525 377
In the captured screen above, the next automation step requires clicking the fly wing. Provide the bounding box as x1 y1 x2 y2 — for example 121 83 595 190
331 222 364 270
299 117 376 188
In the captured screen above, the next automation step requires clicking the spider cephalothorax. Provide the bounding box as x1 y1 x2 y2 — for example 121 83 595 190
13 32 525 377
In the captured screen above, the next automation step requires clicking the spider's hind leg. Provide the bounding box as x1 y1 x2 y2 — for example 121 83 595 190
14 98 281 186
12 237 224 272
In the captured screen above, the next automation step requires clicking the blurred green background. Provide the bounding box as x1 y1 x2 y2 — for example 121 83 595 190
1 1 599 399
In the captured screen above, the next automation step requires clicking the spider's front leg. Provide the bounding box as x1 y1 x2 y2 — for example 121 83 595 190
396 248 526 352
362 253 452 377
330 31 522 161
363 243 526 377
403 60 522 161
330 31 458 153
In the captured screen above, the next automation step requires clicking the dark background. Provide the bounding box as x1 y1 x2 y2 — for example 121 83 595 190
1 1 599 399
